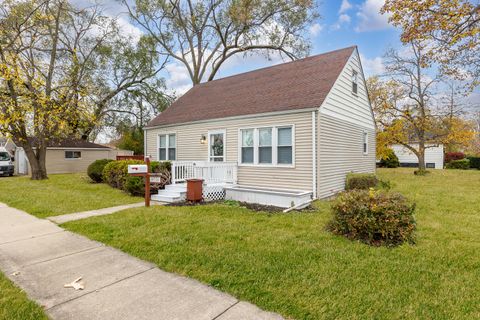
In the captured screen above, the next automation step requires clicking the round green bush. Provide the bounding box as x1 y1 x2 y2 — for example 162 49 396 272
151 160 171 173
467 156 480 169
345 173 378 190
379 148 400 168
102 160 144 190
327 189 416 247
445 158 470 170
124 175 145 196
87 159 113 183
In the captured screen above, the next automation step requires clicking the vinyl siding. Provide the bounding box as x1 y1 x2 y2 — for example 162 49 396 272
317 114 376 198
317 49 376 198
30 149 124 174
320 50 375 130
391 144 444 169
145 111 314 191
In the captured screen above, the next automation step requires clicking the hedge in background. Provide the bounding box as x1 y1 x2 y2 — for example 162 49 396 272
103 160 172 196
328 189 416 247
445 152 465 163
87 159 114 183
102 160 144 190
124 175 145 196
467 157 480 169
379 148 400 168
445 158 470 170
150 161 172 175
346 173 379 190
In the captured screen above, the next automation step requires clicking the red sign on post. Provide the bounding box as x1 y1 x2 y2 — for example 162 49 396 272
128 157 151 207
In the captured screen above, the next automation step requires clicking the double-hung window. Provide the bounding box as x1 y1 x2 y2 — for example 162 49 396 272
240 126 293 166
158 134 176 160
277 127 293 164
241 129 254 163
258 128 272 164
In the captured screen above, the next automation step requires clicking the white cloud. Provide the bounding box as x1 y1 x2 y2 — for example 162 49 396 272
165 62 194 95
331 14 351 30
116 16 143 42
339 0 352 14
70 0 142 43
165 50 288 95
360 54 385 77
355 0 392 32
309 23 324 36
339 14 351 24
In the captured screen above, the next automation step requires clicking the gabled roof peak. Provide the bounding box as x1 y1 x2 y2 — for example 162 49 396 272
147 46 357 128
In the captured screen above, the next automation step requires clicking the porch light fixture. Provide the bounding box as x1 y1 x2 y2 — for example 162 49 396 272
200 135 207 144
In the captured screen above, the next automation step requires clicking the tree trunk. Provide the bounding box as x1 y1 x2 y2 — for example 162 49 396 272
20 142 48 180
417 141 426 171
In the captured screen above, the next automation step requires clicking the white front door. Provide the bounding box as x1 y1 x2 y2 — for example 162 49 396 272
208 130 226 162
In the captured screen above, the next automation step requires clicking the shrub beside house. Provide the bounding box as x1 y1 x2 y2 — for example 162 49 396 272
444 152 480 170
87 159 171 196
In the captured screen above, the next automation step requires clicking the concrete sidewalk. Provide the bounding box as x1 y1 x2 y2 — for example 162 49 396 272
47 202 147 224
0 202 283 320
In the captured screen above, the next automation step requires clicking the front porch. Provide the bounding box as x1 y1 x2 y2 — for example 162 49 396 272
152 161 237 203
151 161 313 209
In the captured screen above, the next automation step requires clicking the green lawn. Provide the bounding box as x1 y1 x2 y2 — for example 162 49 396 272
0 273 48 320
0 174 141 218
61 168 480 319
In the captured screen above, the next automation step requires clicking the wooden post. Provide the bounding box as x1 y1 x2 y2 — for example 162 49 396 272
145 157 150 207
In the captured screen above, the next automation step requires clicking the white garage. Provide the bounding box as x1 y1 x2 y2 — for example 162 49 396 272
391 144 444 169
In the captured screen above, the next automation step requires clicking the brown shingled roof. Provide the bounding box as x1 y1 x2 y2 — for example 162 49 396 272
147 46 356 128
27 137 111 149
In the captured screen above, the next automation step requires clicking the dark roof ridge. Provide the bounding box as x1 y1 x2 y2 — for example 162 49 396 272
195 45 357 87
147 45 357 128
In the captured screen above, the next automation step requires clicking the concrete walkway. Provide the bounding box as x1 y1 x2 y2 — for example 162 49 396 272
0 202 283 320
48 202 147 224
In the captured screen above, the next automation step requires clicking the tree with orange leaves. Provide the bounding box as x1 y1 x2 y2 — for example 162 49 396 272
382 0 479 90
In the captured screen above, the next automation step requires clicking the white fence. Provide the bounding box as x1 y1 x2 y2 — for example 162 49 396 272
171 161 237 185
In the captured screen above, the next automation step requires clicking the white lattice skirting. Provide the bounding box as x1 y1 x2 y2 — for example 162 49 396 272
203 185 226 201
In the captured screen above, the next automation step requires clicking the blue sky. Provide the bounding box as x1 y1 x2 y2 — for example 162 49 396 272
162 0 404 94
193 0 478 107
75 0 478 106
209 0 399 82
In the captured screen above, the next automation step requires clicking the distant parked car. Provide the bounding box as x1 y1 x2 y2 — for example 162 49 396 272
0 147 14 176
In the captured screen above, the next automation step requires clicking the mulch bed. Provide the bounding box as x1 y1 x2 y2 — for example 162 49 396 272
166 200 315 213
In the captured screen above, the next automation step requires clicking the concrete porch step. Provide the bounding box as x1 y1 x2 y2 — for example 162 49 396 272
151 187 186 203
165 184 187 192
151 194 183 203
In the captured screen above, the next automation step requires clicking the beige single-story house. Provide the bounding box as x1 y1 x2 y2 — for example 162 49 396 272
144 46 376 208
15 138 133 175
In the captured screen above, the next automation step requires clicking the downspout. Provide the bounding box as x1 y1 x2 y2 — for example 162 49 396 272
312 110 318 199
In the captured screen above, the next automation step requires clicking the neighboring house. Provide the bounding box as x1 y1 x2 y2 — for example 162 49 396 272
16 138 133 175
0 138 28 175
144 46 376 207
391 144 444 169
0 137 16 154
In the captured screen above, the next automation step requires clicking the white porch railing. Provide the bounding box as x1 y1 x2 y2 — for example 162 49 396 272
171 161 238 184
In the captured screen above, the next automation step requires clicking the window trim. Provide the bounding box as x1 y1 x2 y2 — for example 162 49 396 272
363 131 368 155
238 124 295 168
64 150 82 160
207 129 226 162
157 133 177 161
